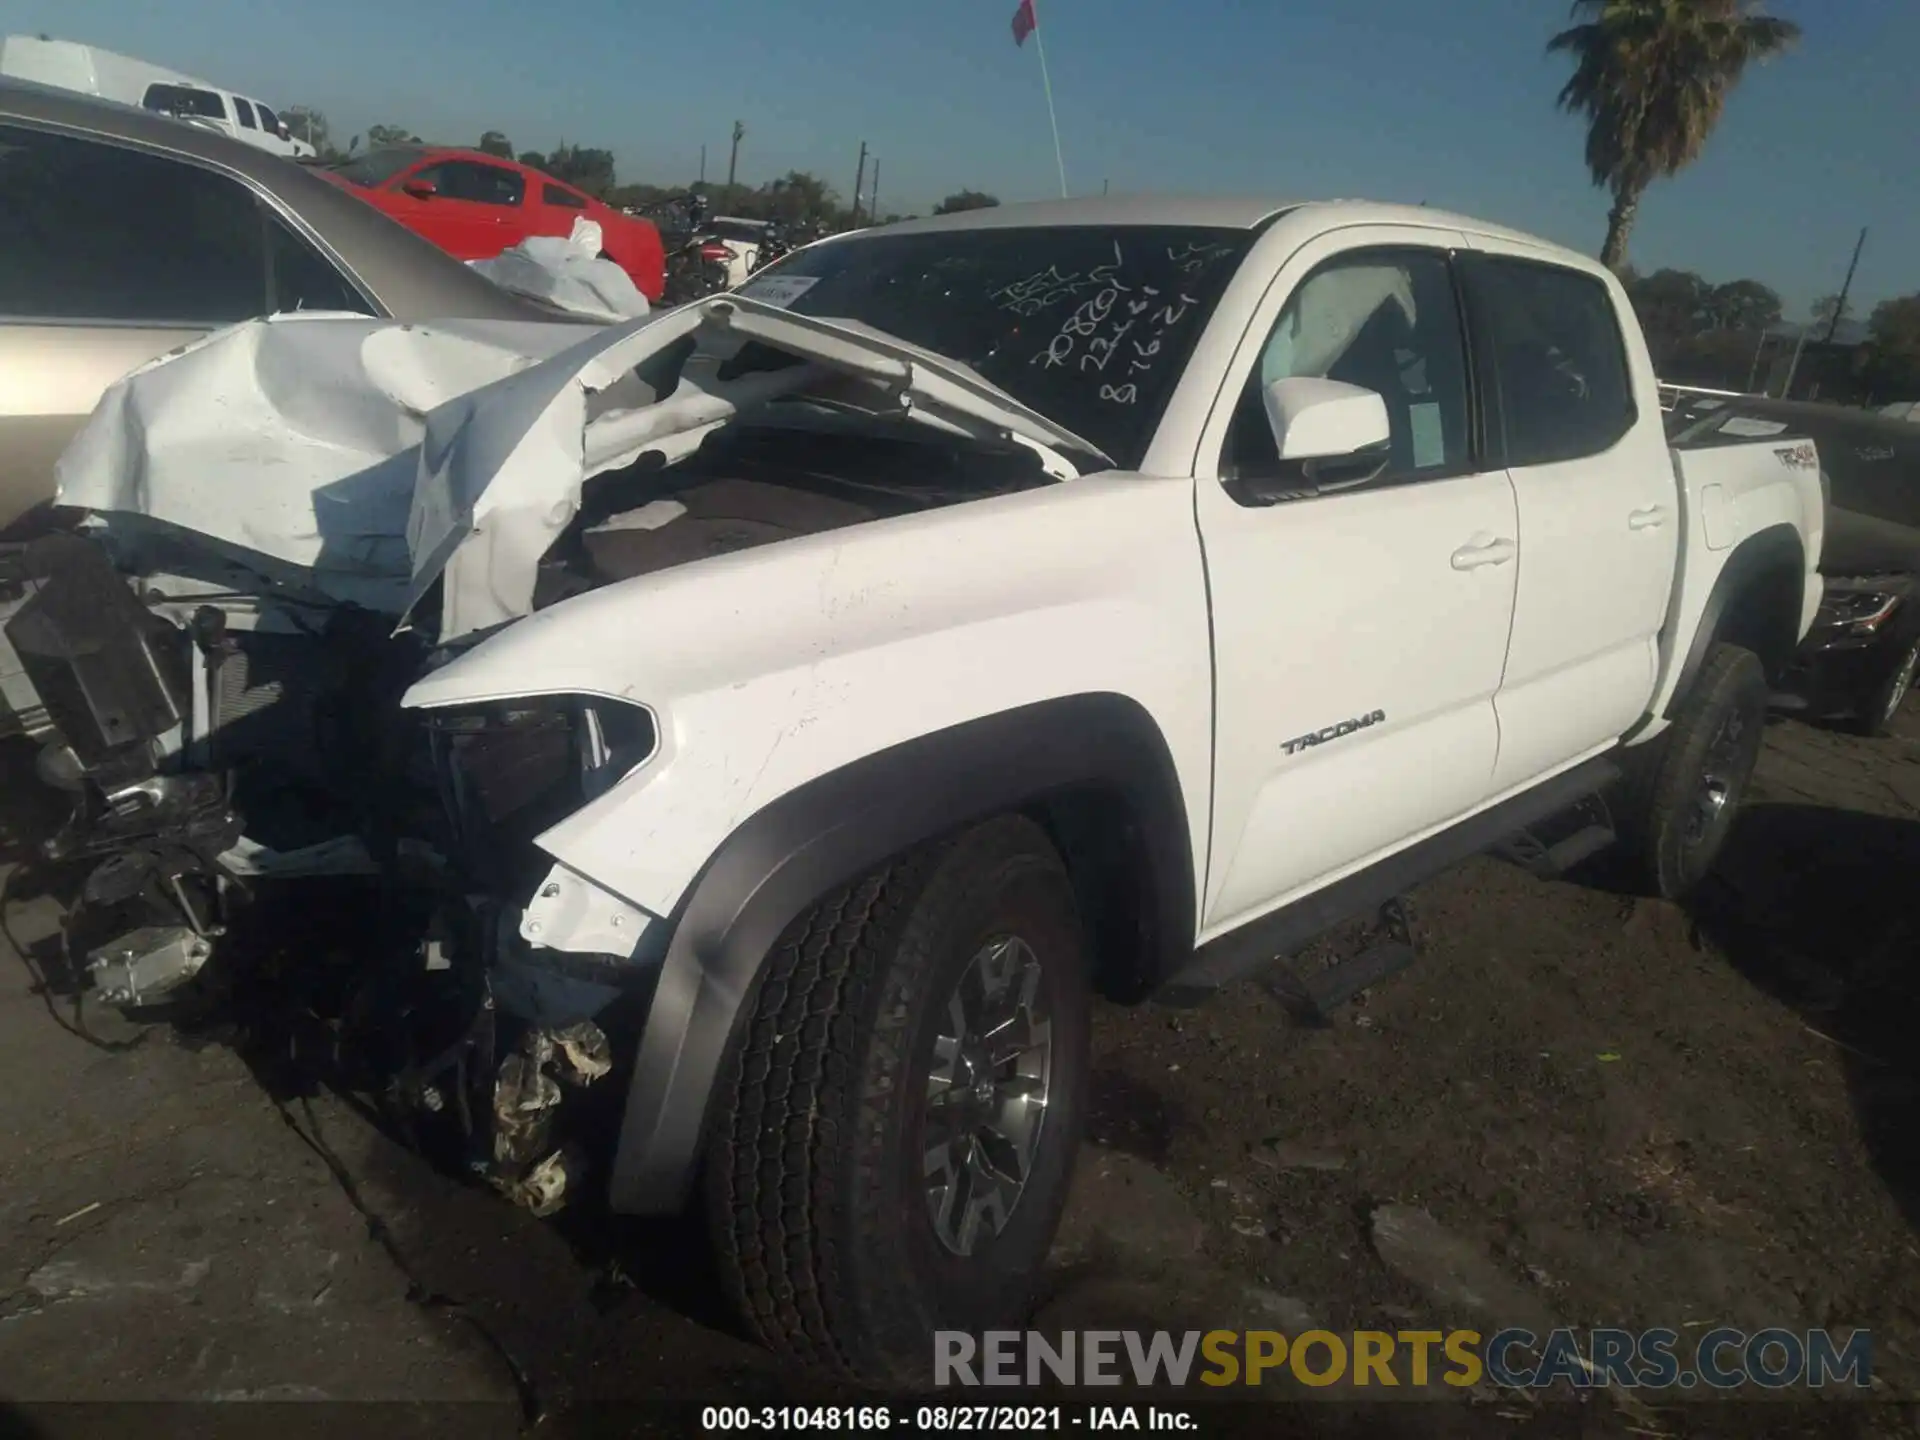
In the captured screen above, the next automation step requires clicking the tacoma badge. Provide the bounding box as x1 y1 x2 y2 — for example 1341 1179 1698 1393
1282 709 1386 755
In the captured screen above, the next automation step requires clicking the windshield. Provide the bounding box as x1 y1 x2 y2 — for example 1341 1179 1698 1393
330 147 424 188
733 225 1252 468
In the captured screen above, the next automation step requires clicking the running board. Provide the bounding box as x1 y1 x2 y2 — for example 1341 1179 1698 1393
1157 755 1621 1005
1263 898 1417 1027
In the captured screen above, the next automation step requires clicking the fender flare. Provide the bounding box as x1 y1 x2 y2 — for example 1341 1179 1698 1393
605 692 1195 1215
1663 522 1805 719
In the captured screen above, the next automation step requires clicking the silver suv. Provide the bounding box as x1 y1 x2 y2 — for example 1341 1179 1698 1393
0 79 560 534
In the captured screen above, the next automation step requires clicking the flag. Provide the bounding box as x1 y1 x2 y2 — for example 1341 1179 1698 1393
1011 0 1036 46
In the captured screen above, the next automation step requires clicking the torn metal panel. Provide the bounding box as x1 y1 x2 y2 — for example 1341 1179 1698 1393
53 313 598 610
518 861 653 957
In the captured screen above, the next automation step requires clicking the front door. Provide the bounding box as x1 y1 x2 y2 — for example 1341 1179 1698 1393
1456 251 1678 791
390 159 524 260
1195 236 1520 937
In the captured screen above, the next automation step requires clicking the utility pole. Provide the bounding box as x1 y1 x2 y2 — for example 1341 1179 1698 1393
699 144 706 185
1779 322 1811 399
1102 178 1108 195
726 120 744 191
868 158 880 223
1825 226 1868 344
851 141 868 227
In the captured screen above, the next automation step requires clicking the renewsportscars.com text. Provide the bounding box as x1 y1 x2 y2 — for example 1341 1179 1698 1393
934 1327 1872 1390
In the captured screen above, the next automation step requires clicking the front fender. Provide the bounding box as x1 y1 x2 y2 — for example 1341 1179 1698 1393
605 693 1194 1214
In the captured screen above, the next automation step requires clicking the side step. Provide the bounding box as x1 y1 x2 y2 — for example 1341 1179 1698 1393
1156 754 1622 1004
1263 898 1418 1026
1492 794 1617 880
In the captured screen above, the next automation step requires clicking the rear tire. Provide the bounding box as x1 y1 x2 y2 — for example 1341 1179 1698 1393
705 815 1090 1384
1618 643 1768 900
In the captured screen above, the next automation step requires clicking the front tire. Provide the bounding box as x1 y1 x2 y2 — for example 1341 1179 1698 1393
1619 643 1768 899
706 815 1090 1384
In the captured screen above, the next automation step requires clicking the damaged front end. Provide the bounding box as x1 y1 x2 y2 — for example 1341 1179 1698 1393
2 533 644 1219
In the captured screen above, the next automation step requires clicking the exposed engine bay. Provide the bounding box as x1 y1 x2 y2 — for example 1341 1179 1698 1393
0 304 1063 1217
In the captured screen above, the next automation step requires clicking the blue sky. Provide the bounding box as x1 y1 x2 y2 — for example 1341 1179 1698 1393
14 0 1912 317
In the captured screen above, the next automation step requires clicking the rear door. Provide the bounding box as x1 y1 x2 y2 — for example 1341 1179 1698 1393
1456 249 1677 790
1194 231 1521 935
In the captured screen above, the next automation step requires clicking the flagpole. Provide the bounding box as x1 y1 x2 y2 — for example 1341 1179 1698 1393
1028 0 1068 197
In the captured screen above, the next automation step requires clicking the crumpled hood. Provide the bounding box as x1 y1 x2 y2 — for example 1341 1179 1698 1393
56 313 595 610
56 296 1106 640
406 292 1109 639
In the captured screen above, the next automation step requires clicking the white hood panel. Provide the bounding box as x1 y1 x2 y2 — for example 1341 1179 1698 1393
55 297 1108 638
56 313 595 608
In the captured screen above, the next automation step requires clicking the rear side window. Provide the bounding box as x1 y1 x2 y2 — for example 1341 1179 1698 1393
543 183 588 208
267 219 375 316
234 98 257 129
0 124 371 323
142 83 227 121
1468 256 1635 467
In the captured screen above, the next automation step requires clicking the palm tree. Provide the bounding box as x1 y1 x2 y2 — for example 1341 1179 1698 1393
1549 0 1800 271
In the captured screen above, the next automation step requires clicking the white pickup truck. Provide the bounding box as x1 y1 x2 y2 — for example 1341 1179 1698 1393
1 197 1823 1383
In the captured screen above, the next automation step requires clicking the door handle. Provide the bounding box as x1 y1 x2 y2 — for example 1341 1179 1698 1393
1629 505 1669 530
1450 537 1516 570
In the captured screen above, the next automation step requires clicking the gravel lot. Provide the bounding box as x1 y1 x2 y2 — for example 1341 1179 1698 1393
2 710 1918 1435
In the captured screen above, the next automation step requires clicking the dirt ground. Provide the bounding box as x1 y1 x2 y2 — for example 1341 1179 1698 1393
3 707 1919 1435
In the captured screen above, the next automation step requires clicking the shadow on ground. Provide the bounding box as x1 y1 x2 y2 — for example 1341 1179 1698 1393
1691 800 1920 1236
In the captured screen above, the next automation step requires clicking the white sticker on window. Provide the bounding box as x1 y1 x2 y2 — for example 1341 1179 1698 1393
1719 416 1788 438
737 274 819 308
1409 402 1445 469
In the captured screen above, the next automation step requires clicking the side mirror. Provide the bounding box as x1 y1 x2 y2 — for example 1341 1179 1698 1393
1231 376 1392 505
401 178 438 199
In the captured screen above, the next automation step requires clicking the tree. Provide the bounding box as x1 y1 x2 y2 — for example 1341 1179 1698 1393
282 105 331 156
1861 294 1920 400
1704 278 1782 332
518 151 546 170
1624 267 1712 355
477 130 514 159
542 143 617 196
1549 0 1801 270
934 190 1000 214
365 123 418 149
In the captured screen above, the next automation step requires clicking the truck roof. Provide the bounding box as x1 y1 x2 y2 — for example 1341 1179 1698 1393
866 195 1596 272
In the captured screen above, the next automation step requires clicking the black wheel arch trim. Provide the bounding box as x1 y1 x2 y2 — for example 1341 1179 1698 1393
605 691 1196 1215
1663 523 1806 720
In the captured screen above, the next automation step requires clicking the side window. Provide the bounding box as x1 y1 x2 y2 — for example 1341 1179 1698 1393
429 161 525 207
142 84 227 121
1225 249 1470 482
257 104 281 134
234 98 257 130
266 219 374 316
1469 257 1635 467
0 123 266 323
543 183 588 209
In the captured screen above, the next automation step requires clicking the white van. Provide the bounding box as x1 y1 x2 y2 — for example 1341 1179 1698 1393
0 35 314 159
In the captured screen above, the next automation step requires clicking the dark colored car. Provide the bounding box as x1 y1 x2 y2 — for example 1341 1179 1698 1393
1670 394 1920 733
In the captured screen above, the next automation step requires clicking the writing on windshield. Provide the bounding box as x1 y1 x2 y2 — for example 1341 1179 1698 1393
735 225 1251 468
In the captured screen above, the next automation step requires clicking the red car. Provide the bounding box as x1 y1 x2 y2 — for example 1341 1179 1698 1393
319 146 665 303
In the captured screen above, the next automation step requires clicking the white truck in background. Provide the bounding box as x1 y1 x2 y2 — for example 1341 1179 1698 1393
0 35 314 159
0 197 1824 1383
